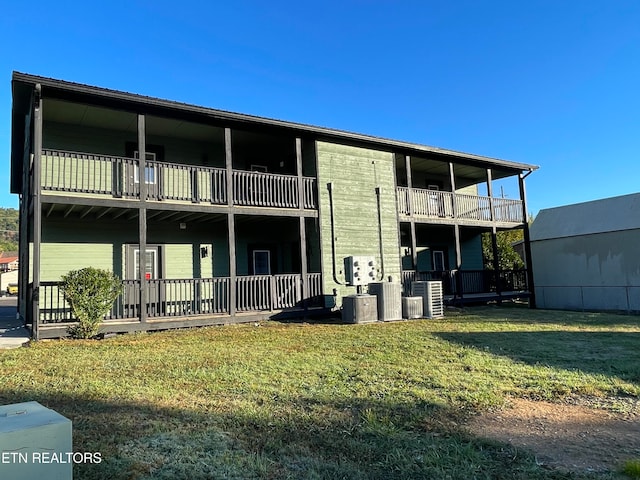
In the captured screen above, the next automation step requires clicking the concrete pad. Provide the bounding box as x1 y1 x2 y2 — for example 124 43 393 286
0 297 30 349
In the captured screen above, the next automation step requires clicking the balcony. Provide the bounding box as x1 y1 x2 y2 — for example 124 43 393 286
36 273 323 326
397 187 524 225
40 150 318 210
401 269 529 302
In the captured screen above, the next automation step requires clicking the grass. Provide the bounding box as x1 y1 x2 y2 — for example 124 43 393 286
1 305 639 479
622 460 640 478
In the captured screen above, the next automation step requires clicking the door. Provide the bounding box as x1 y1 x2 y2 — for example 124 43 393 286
126 245 164 317
432 250 446 272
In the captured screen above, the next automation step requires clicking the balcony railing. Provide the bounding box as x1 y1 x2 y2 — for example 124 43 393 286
41 150 317 210
37 273 323 324
397 187 524 224
401 269 528 297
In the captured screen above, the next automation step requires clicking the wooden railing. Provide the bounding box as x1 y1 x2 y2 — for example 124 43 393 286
233 171 300 208
401 269 528 297
37 273 323 324
41 150 317 209
397 187 524 224
41 150 139 198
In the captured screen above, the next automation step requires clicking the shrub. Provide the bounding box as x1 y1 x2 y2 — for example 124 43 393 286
60 267 123 339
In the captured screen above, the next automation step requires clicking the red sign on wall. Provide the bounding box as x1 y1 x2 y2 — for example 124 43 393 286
145 273 151 280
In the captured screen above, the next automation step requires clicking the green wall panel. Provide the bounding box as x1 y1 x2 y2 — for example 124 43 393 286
40 243 114 281
316 141 400 303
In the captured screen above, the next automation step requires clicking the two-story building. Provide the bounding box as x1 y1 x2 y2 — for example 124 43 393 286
11 72 537 339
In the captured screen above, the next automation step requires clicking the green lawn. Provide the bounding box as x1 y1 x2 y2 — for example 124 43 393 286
1 306 639 479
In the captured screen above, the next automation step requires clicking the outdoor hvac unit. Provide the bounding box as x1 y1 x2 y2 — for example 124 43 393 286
0 401 73 480
344 256 376 286
412 281 444 318
402 296 423 319
368 282 402 321
342 294 378 324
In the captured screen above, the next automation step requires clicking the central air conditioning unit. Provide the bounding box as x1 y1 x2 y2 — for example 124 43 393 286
342 294 378 324
402 296 423 319
344 256 376 286
412 281 444 318
368 281 402 321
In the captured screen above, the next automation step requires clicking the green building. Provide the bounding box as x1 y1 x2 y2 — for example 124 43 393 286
10 72 537 338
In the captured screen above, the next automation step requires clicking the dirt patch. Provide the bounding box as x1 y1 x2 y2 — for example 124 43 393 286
466 397 640 474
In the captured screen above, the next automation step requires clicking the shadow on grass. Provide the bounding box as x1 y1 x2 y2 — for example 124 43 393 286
463 304 640 328
433 329 640 385
0 388 579 480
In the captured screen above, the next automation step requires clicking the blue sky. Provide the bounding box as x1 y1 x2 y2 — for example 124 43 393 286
2 0 639 216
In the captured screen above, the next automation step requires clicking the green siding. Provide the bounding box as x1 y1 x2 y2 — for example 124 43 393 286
40 243 114 280
164 244 194 278
39 218 229 281
316 142 401 303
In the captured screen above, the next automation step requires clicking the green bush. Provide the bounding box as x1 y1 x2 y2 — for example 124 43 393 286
60 267 123 339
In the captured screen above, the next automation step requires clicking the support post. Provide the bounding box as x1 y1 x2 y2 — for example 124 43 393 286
32 85 43 339
228 214 236 316
299 217 308 306
405 155 413 216
225 128 233 207
225 128 236 316
519 172 536 308
410 220 418 274
491 226 501 300
296 139 308 306
138 114 147 324
296 138 304 211
486 169 501 300
448 162 457 218
449 163 463 300
405 155 418 270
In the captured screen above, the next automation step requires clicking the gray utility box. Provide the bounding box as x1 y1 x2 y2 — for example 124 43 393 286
342 295 378 324
344 256 376 286
402 296 423 319
412 281 444 318
368 282 402 321
0 401 73 480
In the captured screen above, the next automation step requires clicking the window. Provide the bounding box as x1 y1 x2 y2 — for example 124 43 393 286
253 250 271 275
134 248 158 280
134 151 157 184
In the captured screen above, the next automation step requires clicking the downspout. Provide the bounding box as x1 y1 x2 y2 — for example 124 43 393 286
375 186 385 281
327 182 343 285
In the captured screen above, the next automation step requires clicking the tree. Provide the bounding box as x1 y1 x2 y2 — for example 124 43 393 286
0 208 19 253
61 267 123 339
481 229 525 271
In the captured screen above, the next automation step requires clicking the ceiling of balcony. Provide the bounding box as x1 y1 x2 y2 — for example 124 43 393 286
43 99 224 142
407 155 517 183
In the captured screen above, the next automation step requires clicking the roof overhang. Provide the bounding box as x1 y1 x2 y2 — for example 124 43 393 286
11 71 538 192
